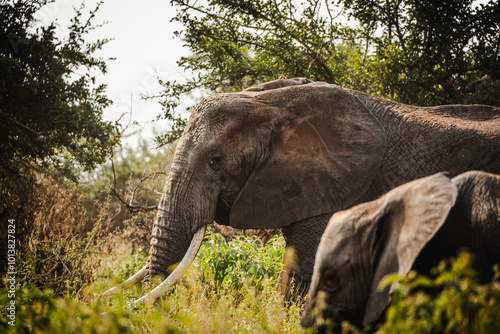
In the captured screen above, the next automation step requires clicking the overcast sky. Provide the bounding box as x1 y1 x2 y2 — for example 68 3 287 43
35 0 189 146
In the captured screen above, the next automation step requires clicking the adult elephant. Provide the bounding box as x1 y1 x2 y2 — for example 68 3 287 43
104 78 500 304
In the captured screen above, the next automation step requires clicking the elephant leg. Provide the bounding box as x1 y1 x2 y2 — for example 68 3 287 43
279 213 331 299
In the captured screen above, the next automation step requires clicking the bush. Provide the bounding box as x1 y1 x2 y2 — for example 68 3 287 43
0 287 133 334
196 231 285 291
8 139 175 297
375 252 500 334
321 253 500 334
14 174 117 296
8 229 500 334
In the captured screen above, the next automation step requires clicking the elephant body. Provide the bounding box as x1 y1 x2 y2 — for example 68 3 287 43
286 88 500 288
414 172 500 279
302 171 500 330
352 91 500 201
121 78 500 304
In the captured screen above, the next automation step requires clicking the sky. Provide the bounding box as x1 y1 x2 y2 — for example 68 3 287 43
34 0 189 147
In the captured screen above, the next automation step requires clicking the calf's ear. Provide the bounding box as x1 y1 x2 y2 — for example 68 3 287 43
361 173 458 326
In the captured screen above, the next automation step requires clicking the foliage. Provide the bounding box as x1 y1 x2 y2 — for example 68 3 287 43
14 174 117 296
333 252 500 334
8 138 176 295
196 230 285 291
343 0 500 106
3 213 500 334
0 0 120 272
87 137 174 207
0 287 134 334
375 252 500 334
1 235 306 334
154 0 366 144
85 138 176 249
0 135 174 297
154 0 500 145
0 0 120 179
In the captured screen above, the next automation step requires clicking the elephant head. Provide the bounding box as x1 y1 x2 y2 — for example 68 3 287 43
302 173 458 330
103 78 387 303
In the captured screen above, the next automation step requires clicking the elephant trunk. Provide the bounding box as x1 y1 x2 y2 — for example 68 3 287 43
102 226 206 301
301 270 320 328
133 225 206 305
147 158 211 280
147 209 193 280
103 155 214 301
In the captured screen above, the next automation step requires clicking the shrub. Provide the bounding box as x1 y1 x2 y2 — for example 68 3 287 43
8 139 174 297
0 286 134 334
321 253 500 334
375 252 500 334
196 231 285 291
14 174 117 296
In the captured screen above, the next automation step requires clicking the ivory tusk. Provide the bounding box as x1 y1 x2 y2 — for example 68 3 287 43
102 264 148 296
131 225 207 307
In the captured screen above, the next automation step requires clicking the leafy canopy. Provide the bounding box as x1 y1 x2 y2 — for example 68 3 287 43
0 1 120 269
343 0 500 105
155 0 500 145
0 0 120 180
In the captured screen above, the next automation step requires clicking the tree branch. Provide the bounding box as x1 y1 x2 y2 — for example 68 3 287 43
0 110 42 137
110 150 159 213
222 0 336 82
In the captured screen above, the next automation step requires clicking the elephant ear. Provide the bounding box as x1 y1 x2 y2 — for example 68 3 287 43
362 173 458 326
229 83 387 229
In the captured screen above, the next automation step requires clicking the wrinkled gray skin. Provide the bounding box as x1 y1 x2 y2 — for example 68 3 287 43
147 78 500 296
302 171 500 332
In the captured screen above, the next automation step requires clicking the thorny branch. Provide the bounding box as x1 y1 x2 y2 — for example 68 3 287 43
130 172 166 205
110 150 162 213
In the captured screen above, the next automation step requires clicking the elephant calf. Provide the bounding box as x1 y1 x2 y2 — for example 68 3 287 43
302 171 500 330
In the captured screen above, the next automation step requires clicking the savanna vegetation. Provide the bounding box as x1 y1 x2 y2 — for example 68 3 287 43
1 0 500 333
154 0 500 144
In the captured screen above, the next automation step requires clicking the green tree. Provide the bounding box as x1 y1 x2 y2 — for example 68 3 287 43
0 0 120 180
343 0 500 105
154 0 369 144
155 0 499 145
0 0 120 271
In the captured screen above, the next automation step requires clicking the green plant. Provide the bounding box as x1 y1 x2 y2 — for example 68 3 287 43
13 175 116 296
1 237 306 334
1 0 120 280
196 231 285 291
0 0 120 180
375 252 500 334
0 286 134 334
153 0 500 145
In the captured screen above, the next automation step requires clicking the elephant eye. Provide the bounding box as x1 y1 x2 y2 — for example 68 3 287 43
322 269 339 291
209 153 223 168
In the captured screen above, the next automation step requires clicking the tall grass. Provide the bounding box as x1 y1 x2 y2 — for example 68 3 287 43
1 231 307 333
3 213 500 333
13 174 119 296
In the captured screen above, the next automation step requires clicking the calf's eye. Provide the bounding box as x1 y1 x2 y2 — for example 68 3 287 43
322 269 339 291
